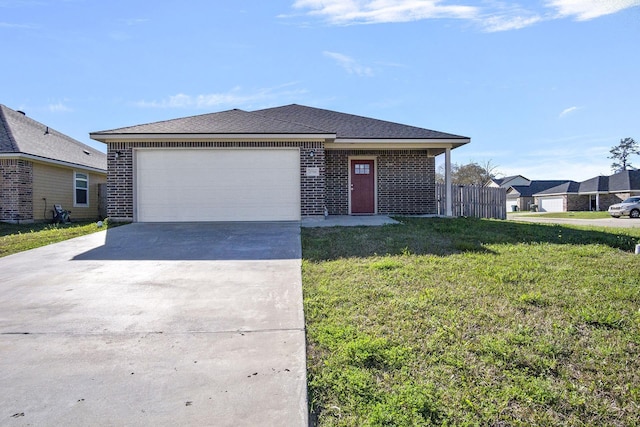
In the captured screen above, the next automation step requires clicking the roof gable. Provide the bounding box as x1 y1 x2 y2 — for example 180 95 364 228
0 104 106 171
487 175 530 188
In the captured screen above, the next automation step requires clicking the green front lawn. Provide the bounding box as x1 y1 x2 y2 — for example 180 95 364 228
0 220 118 258
302 218 640 426
520 211 612 219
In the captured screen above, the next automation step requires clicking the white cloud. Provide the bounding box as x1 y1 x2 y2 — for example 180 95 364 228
323 51 373 76
545 0 640 20
121 18 149 26
481 14 542 32
292 0 477 25
48 102 73 113
135 84 308 109
290 0 640 31
0 21 36 28
559 106 580 118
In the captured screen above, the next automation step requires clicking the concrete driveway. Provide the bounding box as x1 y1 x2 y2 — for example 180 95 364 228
0 223 307 426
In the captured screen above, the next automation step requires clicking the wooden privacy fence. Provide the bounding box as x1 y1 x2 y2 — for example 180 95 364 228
435 184 507 219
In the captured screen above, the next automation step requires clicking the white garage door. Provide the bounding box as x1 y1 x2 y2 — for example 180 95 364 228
136 149 300 222
539 197 564 213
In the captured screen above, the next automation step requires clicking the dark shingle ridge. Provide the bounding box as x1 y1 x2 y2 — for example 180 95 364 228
253 104 469 140
0 104 106 171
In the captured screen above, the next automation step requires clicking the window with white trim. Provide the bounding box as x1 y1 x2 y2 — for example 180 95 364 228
74 172 89 206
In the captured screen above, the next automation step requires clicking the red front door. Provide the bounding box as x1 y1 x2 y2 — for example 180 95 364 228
350 159 375 214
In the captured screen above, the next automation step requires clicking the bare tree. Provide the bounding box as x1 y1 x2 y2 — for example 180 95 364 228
436 160 500 185
609 137 639 172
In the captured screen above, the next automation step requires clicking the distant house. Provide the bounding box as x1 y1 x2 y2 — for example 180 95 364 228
533 170 640 212
506 180 572 212
0 104 107 223
486 175 530 189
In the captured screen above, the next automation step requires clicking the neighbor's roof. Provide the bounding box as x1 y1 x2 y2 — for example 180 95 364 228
509 180 572 197
534 181 581 196
91 104 469 145
0 104 106 172
488 175 530 187
578 175 609 193
607 169 640 192
534 170 640 196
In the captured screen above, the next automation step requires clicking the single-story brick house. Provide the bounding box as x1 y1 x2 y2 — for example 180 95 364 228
534 170 640 212
0 104 107 223
90 104 470 222
506 180 571 212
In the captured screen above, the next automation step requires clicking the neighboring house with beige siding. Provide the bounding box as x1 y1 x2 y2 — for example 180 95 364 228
0 104 106 223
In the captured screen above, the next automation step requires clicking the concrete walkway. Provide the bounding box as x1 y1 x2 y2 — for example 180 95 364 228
0 223 307 426
302 215 400 227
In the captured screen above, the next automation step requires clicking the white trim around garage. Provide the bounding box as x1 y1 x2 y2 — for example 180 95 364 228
134 148 301 222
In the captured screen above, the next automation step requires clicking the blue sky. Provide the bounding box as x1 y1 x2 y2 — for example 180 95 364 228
2 0 639 181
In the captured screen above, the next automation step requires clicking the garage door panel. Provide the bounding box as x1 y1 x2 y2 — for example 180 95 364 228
539 197 564 213
136 149 300 222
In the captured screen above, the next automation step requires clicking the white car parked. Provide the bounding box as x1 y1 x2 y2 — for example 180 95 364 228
608 196 640 218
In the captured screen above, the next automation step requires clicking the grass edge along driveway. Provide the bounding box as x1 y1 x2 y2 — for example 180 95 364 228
302 217 640 426
0 221 121 258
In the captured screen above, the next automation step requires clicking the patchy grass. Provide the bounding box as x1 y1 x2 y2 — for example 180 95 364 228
520 211 612 219
0 220 120 257
302 217 640 426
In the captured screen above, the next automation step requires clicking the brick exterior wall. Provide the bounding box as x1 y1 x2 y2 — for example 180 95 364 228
107 141 325 221
299 144 325 216
0 159 33 222
107 146 134 220
566 194 590 211
326 149 436 215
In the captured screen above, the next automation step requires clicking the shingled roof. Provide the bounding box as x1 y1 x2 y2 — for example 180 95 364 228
91 104 469 145
608 169 640 192
578 175 609 193
0 104 106 171
254 104 468 140
534 170 640 197
509 180 572 197
534 181 581 196
91 108 332 136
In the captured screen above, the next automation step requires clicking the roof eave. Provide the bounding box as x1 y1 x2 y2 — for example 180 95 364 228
90 132 337 143
328 138 470 150
0 152 107 173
